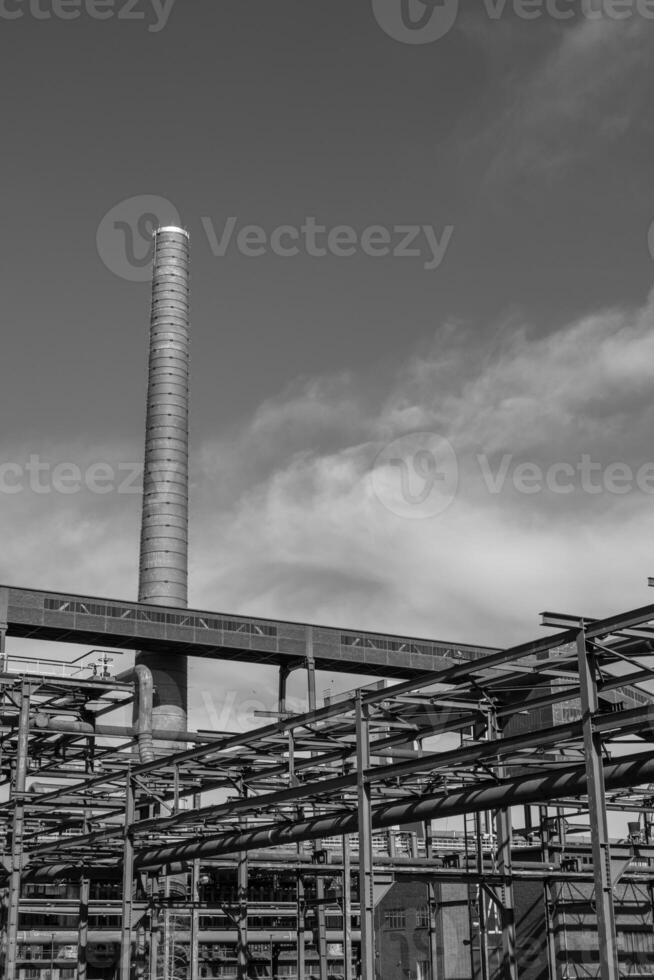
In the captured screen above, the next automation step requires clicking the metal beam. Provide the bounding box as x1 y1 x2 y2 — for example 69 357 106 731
343 812 353 980
187 858 199 980
424 821 439 980
356 694 375 980
4 680 30 980
119 772 135 980
77 870 90 980
491 709 517 980
237 782 249 980
577 628 619 980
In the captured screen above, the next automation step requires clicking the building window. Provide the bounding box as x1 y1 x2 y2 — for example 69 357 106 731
416 905 430 928
384 908 407 929
416 960 432 980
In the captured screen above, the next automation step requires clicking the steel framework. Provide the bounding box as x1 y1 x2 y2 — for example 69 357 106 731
3 585 654 980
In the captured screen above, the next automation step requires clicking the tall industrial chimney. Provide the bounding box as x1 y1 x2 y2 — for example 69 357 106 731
136 226 190 741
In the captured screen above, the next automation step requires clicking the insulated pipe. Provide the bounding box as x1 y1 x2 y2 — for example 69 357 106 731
19 722 220 744
33 714 94 735
116 664 155 763
28 783 83 795
134 750 654 870
21 862 188 882
136 226 190 745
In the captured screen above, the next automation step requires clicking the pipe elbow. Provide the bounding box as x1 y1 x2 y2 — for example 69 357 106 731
116 663 155 764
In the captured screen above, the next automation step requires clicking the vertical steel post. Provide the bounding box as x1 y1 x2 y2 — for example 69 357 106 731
476 813 491 980
293 728 306 980
237 848 248 978
306 627 316 712
465 814 477 980
356 693 375 980
297 858 306 980
0 586 8 673
149 875 159 980
190 858 200 980
237 779 249 980
78 801 91 980
163 877 171 980
278 665 290 716
490 709 517 980
576 627 619 980
5 680 29 980
539 806 557 980
343 817 353 980
77 871 90 980
120 771 136 980
315 869 329 980
424 821 439 980
305 641 327 980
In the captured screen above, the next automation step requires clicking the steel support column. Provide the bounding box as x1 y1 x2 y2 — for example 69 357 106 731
491 710 517 980
0 586 8 673
5 680 29 980
343 814 353 980
315 855 329 980
297 857 306 980
190 858 200 980
237 829 249 978
77 871 90 980
356 693 375 980
148 876 159 980
305 637 327 980
577 627 619 980
425 821 439 980
476 812 491 980
120 771 135 980
539 806 557 980
163 876 171 980
306 626 316 712
278 665 291 716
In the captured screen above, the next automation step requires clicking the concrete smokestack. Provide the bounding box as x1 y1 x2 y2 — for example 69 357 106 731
136 226 190 740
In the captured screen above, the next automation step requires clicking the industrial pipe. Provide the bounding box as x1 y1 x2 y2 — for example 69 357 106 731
33 714 94 735
116 664 155 763
134 750 654 870
21 862 187 882
28 783 78 794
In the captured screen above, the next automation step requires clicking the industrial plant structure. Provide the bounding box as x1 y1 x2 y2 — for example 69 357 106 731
2 229 654 980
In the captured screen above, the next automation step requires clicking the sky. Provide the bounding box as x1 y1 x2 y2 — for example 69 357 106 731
2 0 654 725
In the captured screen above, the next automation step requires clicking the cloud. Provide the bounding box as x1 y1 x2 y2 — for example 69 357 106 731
474 10 652 181
4 290 654 711
193 288 654 646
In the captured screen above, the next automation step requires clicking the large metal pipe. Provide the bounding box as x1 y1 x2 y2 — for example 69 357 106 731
135 750 654 870
136 227 190 743
33 714 94 734
116 664 155 763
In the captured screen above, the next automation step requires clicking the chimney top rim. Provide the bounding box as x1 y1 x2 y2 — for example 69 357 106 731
155 226 190 239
